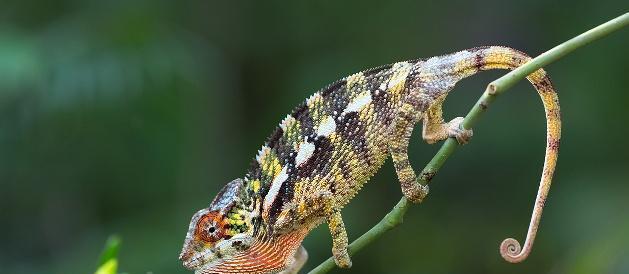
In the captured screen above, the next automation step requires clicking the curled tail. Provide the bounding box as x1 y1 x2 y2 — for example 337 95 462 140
437 46 561 263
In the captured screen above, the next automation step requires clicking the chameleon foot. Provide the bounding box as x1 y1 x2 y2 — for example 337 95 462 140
404 183 429 204
333 247 352 268
447 117 473 144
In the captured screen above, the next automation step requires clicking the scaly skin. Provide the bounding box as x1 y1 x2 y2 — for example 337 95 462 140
179 46 561 274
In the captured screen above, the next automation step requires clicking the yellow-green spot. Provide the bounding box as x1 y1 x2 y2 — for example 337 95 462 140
251 180 261 193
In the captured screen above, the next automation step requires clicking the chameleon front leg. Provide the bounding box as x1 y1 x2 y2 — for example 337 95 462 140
388 95 429 203
422 94 473 144
327 210 352 268
278 246 308 274
274 191 352 268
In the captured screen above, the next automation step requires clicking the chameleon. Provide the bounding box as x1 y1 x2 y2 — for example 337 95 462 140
179 46 561 273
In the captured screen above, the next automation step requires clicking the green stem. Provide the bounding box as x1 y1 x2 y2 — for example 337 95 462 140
308 12 628 274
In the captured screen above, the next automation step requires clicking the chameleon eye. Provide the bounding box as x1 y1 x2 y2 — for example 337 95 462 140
195 211 224 243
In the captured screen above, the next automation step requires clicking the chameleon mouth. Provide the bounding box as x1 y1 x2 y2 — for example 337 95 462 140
179 250 191 267
180 245 215 270
180 252 198 270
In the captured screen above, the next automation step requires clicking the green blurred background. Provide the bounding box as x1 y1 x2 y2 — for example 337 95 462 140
1 1 627 273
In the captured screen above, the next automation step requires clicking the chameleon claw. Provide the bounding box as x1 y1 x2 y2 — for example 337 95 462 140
447 117 473 144
404 182 429 204
333 248 352 268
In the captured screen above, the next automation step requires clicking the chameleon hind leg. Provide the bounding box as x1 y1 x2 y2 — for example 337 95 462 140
387 94 429 203
422 94 473 144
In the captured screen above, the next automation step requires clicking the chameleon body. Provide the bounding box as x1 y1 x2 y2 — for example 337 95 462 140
180 46 561 273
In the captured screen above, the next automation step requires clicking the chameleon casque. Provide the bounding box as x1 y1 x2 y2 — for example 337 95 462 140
179 46 561 274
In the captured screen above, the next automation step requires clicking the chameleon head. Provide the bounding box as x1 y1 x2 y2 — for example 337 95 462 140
179 178 309 273
179 208 255 270
179 178 256 271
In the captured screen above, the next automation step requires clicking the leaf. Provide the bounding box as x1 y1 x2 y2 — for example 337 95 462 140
95 259 118 274
95 235 121 274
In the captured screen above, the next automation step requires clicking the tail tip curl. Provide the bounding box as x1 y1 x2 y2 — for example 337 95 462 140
500 238 528 263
